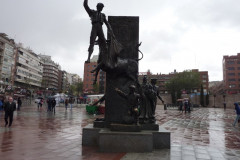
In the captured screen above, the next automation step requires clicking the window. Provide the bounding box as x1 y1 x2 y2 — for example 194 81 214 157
202 80 207 82
202 75 207 78
228 73 235 76
229 84 236 88
228 67 235 70
227 61 235 64
228 79 236 81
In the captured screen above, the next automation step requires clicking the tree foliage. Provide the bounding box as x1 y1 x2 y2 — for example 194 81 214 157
166 70 201 103
93 83 99 94
68 82 83 96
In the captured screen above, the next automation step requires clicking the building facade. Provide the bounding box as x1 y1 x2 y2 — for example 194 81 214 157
67 73 81 86
83 55 106 94
39 54 60 90
192 69 209 93
139 69 209 94
0 33 16 90
14 46 43 89
223 53 240 94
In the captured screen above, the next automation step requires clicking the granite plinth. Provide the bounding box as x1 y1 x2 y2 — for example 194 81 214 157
82 124 101 146
82 125 171 152
152 127 171 149
94 121 106 128
99 129 152 152
110 123 141 132
140 123 159 131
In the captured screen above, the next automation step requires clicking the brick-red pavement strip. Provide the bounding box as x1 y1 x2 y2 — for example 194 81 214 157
0 105 240 159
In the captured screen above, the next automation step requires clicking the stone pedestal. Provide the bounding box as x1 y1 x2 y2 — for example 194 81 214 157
82 124 171 152
82 124 101 146
99 129 152 152
110 123 141 132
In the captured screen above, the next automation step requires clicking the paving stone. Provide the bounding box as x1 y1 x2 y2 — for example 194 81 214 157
0 105 240 159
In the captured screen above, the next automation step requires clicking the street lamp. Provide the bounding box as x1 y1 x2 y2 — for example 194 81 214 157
213 94 216 108
223 94 226 102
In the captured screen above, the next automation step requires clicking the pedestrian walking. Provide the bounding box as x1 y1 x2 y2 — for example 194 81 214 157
38 99 43 109
17 97 22 111
224 102 226 110
65 99 69 110
184 100 188 113
47 98 52 112
52 98 56 114
69 97 74 110
0 97 3 111
3 96 16 127
233 102 240 127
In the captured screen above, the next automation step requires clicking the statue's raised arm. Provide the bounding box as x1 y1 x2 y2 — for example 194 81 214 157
83 0 92 16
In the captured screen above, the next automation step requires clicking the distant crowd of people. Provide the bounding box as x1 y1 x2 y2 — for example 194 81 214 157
0 95 240 128
178 98 192 113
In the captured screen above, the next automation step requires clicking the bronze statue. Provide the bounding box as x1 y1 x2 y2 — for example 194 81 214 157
115 85 141 124
83 0 114 63
149 78 164 123
139 76 153 123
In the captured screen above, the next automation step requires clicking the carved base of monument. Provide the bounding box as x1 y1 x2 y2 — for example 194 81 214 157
99 129 152 152
94 121 106 128
140 123 159 131
82 124 171 152
110 123 141 132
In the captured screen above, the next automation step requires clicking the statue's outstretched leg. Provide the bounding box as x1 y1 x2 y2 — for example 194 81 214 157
92 63 102 85
86 29 97 63
85 47 93 63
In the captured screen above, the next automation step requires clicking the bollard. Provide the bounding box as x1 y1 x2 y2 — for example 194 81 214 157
164 104 167 110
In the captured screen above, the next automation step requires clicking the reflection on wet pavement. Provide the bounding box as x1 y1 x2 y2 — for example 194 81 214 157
0 105 239 160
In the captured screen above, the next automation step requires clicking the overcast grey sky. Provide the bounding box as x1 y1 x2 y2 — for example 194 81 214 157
1 0 240 81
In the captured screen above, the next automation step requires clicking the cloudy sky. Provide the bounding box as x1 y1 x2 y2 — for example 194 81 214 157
1 0 240 81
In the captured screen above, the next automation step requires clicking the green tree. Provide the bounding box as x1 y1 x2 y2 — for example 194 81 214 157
200 84 204 106
69 85 75 96
166 70 201 103
75 82 83 96
93 83 99 94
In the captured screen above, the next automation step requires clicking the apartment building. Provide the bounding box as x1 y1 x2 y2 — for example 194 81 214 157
83 55 106 94
39 54 60 90
14 46 43 89
0 33 15 89
223 53 240 94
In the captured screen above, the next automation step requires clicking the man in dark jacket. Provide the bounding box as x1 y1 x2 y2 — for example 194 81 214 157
233 102 240 127
4 96 16 127
51 98 56 114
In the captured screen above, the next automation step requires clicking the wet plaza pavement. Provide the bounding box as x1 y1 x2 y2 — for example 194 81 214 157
0 104 239 160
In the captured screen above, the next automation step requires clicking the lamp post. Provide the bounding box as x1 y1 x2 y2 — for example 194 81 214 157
213 94 216 108
223 93 226 109
223 94 226 102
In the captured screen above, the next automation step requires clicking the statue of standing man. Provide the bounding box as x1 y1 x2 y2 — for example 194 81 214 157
149 78 164 123
83 0 114 63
